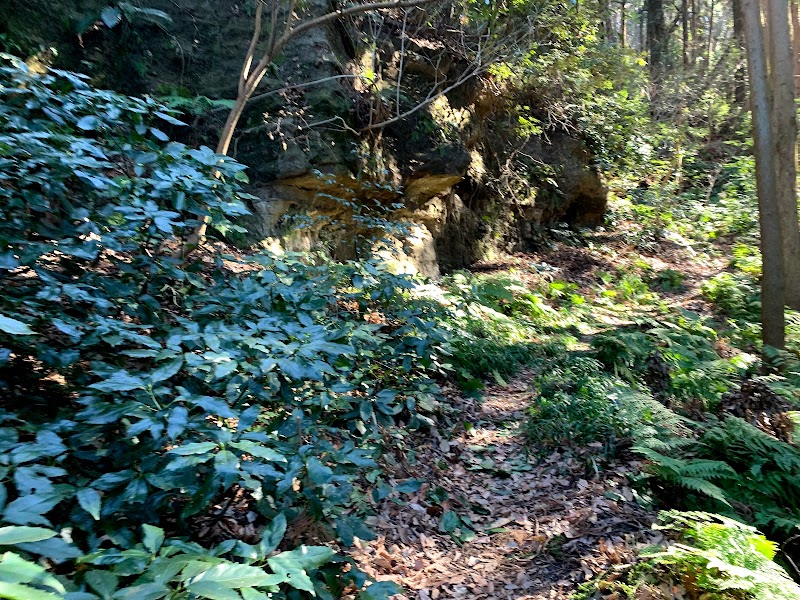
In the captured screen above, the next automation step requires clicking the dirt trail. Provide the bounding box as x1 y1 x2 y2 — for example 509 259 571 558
349 375 660 599
348 236 728 599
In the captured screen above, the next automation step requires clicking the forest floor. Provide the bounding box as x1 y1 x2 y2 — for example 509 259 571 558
348 222 730 599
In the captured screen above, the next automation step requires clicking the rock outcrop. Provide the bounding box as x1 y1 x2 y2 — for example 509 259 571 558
2 0 608 276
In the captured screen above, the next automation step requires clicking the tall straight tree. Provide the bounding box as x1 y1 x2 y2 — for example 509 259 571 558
646 0 667 78
792 1 800 94
739 0 785 349
765 0 800 309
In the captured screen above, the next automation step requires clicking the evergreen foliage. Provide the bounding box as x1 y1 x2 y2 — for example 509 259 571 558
0 56 448 599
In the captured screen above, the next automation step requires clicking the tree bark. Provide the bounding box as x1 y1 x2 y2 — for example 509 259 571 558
681 0 689 66
646 0 666 79
706 0 714 70
620 0 627 47
690 0 697 65
766 0 800 309
792 1 800 96
740 0 786 349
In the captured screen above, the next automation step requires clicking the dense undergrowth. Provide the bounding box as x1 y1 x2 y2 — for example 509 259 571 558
3 5 800 596
0 56 455 599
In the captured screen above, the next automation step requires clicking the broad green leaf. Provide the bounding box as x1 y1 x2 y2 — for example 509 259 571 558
76 115 102 131
0 315 34 336
439 511 461 533
0 581 61 600
150 359 183 383
190 563 284 588
267 546 334 593
0 527 56 545
169 442 218 456
3 494 62 526
166 406 189 440
185 582 241 600
229 442 286 463
85 570 119 599
89 371 145 393
142 524 165 554
77 488 102 520
359 581 403 600
259 514 287 556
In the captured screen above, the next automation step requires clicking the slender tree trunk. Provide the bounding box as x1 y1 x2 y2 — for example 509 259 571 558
706 0 715 70
639 6 645 52
620 0 627 47
732 0 746 104
600 0 614 40
646 0 666 79
682 0 689 66
766 0 800 309
792 1 800 95
740 0 786 349
690 0 698 65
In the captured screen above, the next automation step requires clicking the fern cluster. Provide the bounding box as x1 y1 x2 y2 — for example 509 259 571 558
574 511 800 600
643 511 800 600
635 416 800 536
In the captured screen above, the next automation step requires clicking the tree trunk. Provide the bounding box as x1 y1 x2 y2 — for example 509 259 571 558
792 1 800 95
766 0 800 309
740 0 786 349
732 0 746 104
682 0 689 66
620 0 627 47
706 0 715 71
646 0 666 79
690 0 698 65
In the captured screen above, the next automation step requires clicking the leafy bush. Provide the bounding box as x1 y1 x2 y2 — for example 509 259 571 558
702 273 760 319
643 511 800 600
591 313 750 407
0 56 446 598
438 272 566 387
636 416 800 537
527 356 680 457
576 511 800 600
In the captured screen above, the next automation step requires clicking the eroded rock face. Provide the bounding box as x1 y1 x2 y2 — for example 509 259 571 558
12 0 608 275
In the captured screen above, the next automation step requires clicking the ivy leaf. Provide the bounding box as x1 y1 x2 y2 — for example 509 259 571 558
77 488 102 520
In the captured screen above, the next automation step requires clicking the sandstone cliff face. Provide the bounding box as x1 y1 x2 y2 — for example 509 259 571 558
2 0 608 276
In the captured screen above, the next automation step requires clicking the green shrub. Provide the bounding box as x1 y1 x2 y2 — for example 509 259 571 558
643 511 800 600
0 55 433 599
635 416 800 537
527 357 676 456
576 511 800 600
702 273 760 319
